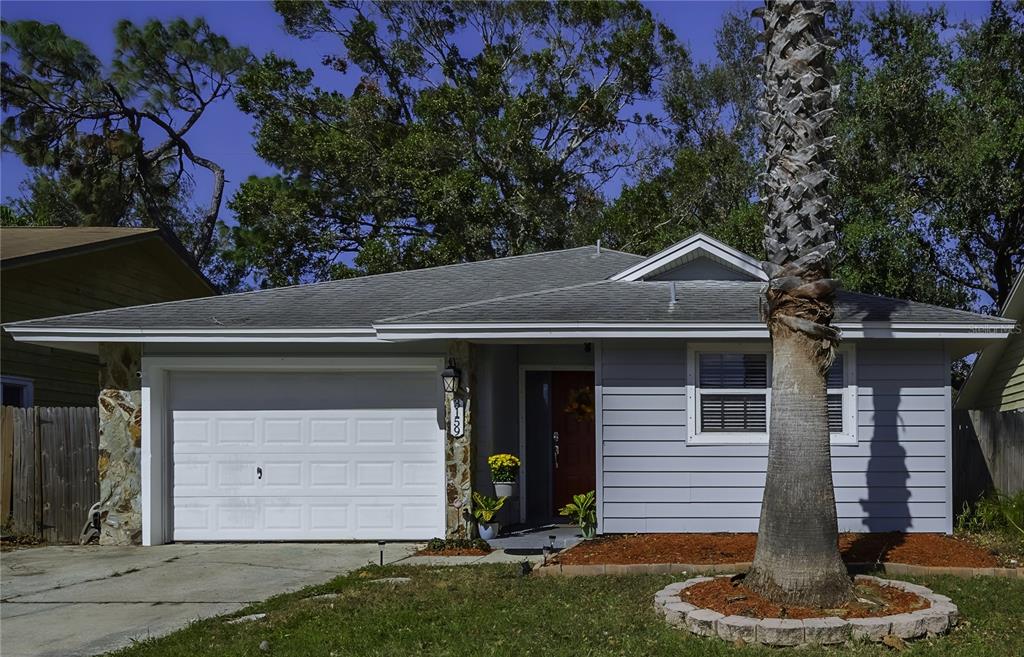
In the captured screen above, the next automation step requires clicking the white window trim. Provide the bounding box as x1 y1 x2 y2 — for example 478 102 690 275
1 375 34 407
829 345 859 445
685 343 857 445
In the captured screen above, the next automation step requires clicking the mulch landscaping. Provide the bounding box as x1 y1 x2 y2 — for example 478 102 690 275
415 547 491 557
555 532 1001 568
680 576 929 620
415 537 493 557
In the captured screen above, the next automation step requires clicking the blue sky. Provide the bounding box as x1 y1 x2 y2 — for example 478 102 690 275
0 0 994 223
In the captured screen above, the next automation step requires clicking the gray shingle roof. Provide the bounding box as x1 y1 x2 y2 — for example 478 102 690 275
8 246 641 330
5 245 1007 333
377 280 1010 325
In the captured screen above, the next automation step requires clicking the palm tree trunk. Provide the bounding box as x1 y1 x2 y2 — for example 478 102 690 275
744 0 854 607
745 274 853 607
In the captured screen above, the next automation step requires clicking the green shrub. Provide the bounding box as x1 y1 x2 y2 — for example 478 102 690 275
471 492 507 523
558 490 597 538
956 490 1024 538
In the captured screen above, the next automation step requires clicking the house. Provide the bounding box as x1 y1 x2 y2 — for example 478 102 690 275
4 233 1013 546
1 227 216 408
956 271 1024 412
954 270 1023 502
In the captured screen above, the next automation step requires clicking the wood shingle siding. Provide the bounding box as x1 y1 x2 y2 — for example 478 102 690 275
976 332 1024 411
598 340 951 534
1 240 212 407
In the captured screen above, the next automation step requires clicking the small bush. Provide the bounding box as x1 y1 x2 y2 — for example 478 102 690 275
957 490 1024 538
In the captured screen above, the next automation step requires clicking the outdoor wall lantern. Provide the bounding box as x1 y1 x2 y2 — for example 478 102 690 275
441 359 461 394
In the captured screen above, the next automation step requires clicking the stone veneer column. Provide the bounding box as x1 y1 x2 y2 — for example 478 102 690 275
97 343 143 545
444 340 475 539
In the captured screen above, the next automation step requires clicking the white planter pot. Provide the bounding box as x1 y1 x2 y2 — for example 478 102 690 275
478 521 500 540
494 482 518 498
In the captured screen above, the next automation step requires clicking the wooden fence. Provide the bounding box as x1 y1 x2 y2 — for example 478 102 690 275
0 406 100 543
953 408 1024 512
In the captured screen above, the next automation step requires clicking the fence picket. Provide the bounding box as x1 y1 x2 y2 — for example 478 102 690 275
2 406 99 542
1 408 14 521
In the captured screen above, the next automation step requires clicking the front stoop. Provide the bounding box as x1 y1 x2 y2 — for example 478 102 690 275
653 575 959 646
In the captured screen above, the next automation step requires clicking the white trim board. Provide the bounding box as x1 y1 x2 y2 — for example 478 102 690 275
610 233 769 282
375 322 1014 342
8 320 1013 348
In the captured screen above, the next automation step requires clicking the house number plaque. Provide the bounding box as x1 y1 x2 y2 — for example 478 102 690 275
450 397 466 438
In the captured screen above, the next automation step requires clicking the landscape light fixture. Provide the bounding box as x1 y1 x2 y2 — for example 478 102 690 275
441 359 461 394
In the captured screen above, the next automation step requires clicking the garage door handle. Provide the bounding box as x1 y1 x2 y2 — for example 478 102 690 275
257 467 263 480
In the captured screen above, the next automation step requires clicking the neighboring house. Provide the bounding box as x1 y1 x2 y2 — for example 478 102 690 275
956 271 1024 412
1 227 216 407
4 233 1013 545
954 270 1023 503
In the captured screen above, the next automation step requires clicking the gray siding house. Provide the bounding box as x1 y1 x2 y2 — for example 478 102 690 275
5 234 1012 545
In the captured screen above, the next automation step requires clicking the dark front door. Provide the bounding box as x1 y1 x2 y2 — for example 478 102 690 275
551 371 596 514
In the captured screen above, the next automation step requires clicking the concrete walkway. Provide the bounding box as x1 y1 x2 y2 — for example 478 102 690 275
0 542 416 657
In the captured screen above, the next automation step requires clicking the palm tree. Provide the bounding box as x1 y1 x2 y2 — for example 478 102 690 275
744 0 854 607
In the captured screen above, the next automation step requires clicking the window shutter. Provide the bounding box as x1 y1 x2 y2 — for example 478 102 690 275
700 394 767 432
698 353 768 388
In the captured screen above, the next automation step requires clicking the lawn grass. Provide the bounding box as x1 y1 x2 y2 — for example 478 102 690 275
111 564 1024 657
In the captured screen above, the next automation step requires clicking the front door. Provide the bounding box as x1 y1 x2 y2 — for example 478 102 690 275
551 371 596 514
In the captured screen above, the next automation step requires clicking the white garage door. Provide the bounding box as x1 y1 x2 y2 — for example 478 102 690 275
169 371 445 541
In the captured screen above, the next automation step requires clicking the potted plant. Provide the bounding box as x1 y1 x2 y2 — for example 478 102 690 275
472 491 507 540
558 490 597 539
487 453 521 498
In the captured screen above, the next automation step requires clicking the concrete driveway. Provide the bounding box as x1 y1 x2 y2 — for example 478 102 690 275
0 542 416 657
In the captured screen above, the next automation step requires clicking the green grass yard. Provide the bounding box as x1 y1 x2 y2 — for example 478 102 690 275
111 565 1024 657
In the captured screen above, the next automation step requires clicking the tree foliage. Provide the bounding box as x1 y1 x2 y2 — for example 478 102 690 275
834 0 1023 311
599 10 762 258
605 1 1022 312
1 18 251 272
227 0 684 286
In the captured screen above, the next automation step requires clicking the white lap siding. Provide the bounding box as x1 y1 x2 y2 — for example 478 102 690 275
598 340 951 533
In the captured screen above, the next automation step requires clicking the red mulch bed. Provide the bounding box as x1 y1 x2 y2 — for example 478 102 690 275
555 532 1000 568
681 577 929 619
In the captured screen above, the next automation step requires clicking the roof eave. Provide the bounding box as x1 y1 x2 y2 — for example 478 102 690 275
372 321 1014 342
6 319 1013 350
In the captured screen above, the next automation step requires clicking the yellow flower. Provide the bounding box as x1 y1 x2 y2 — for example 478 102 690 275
488 453 520 468
488 453 521 482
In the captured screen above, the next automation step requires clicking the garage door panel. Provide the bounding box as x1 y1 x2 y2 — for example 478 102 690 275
173 496 439 540
171 390 445 540
309 419 349 445
174 410 440 453
175 455 442 498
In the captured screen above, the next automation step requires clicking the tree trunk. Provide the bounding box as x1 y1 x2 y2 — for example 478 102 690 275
745 304 853 608
746 0 854 607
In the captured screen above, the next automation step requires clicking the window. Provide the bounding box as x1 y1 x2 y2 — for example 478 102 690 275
697 353 769 434
1 376 34 408
686 345 856 444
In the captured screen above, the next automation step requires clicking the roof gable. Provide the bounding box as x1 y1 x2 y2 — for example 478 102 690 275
610 233 767 282
0 227 159 264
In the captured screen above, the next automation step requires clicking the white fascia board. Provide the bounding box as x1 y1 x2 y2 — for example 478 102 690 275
4 326 380 343
610 233 768 282
8 320 1013 346
374 321 1015 341
142 355 443 371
